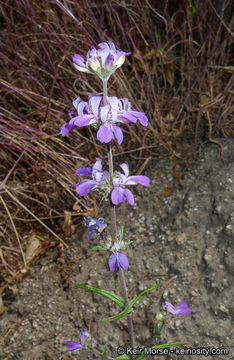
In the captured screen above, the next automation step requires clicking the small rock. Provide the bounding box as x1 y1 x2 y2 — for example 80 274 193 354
219 305 229 314
176 233 187 245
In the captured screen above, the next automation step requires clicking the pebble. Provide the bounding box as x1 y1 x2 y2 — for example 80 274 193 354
219 305 229 314
176 233 187 245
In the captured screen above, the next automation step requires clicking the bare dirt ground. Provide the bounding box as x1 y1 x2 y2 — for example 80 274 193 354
0 138 233 360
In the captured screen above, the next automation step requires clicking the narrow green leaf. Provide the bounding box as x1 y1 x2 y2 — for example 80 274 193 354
186 0 196 21
102 280 159 323
135 342 188 360
115 354 130 360
92 245 108 251
153 323 160 337
97 347 106 355
77 284 125 308
102 306 133 323
156 34 164 66
129 280 159 308
187 5 196 20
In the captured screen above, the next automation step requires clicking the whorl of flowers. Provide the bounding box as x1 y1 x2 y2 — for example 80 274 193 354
73 41 131 80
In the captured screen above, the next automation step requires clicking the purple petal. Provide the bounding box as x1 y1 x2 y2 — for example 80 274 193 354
75 167 92 176
130 111 148 126
121 98 131 111
163 301 191 316
69 109 78 116
178 307 191 315
73 115 95 127
107 96 119 110
109 253 118 272
123 188 134 205
100 104 110 121
104 54 114 68
118 252 129 271
111 188 125 205
66 341 82 351
107 41 116 51
116 50 131 59
60 122 73 136
163 301 174 314
119 162 129 177
92 157 103 172
118 113 137 124
113 125 123 145
79 330 88 346
77 101 88 115
97 42 110 64
174 302 191 315
97 125 113 143
73 54 86 67
85 217 97 229
126 175 150 186
74 180 96 196
72 97 80 110
90 96 102 117
87 46 97 58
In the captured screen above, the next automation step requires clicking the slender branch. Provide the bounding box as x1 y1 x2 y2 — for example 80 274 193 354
102 79 135 355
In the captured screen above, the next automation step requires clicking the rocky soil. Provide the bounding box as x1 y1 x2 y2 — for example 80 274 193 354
0 138 233 360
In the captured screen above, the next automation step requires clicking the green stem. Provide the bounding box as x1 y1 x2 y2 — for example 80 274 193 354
102 79 135 356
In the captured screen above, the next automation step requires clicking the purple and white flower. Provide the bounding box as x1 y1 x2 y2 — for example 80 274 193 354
85 217 107 240
97 97 148 145
60 95 101 137
163 301 191 317
111 162 150 205
109 242 129 272
72 158 109 196
73 41 131 80
66 329 95 352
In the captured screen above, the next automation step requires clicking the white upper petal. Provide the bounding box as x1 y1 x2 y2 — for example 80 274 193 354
120 162 129 177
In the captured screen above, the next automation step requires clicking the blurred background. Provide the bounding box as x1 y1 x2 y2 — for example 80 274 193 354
0 0 233 290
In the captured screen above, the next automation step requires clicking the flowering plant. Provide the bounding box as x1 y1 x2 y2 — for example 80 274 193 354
60 41 190 359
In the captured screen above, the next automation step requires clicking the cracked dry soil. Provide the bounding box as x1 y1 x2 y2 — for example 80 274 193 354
0 138 233 360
